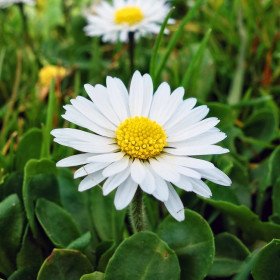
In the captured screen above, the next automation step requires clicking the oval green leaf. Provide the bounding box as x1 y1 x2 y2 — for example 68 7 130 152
105 232 180 280
35 198 81 247
252 239 280 280
37 249 93 280
209 233 250 277
80 272 104 280
0 194 24 276
89 187 126 242
157 209 214 280
22 159 60 238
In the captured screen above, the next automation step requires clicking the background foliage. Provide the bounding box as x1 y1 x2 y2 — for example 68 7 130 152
0 0 280 279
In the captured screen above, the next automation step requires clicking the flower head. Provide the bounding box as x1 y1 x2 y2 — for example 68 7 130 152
39 65 68 88
0 0 34 8
84 0 173 42
52 71 231 221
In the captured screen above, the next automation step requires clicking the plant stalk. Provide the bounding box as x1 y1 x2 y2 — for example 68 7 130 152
129 189 146 233
128 31 135 75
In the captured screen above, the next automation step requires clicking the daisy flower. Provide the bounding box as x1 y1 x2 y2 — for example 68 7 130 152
84 0 172 42
52 71 231 221
39 65 68 88
0 0 34 8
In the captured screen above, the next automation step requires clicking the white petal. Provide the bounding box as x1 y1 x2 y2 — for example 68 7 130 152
103 167 131 196
78 171 105 192
170 131 227 147
141 74 153 117
149 158 180 183
195 167 232 186
149 82 171 122
188 178 212 198
54 139 119 154
106 77 129 121
85 84 120 126
56 153 92 167
152 178 169 202
161 154 214 169
176 166 201 179
167 105 209 133
168 117 220 142
51 128 115 145
71 96 116 131
165 145 229 156
87 152 125 163
102 156 130 177
158 87 184 125
164 184 185 221
62 105 114 137
129 71 144 116
164 98 197 130
174 175 193 191
130 159 146 184
114 177 138 210
74 162 109 179
139 163 156 194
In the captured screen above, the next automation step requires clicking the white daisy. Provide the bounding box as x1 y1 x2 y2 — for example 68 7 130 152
0 0 34 8
52 71 231 221
84 0 173 42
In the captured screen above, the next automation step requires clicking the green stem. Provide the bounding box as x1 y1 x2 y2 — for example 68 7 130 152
129 189 146 233
128 31 135 75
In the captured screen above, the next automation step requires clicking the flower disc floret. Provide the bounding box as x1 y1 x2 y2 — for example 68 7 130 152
114 6 144 26
116 117 167 160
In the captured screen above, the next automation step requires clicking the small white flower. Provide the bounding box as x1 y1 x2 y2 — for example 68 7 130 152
0 0 34 8
84 0 173 42
52 71 231 221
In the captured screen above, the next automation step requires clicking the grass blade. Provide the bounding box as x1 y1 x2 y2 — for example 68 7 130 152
149 7 175 79
181 28 212 90
154 0 204 82
41 80 56 159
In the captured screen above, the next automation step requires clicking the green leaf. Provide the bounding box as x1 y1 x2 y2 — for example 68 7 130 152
16 226 43 270
244 108 278 142
35 198 81 247
89 187 126 242
208 103 235 130
67 232 92 251
0 172 23 201
80 272 104 280
57 168 91 233
209 233 250 277
105 232 180 280
8 267 37 280
268 146 280 186
0 194 24 276
157 209 214 280
37 249 93 280
272 178 280 217
252 239 280 280
22 159 60 238
15 128 43 171
97 243 118 272
206 199 280 241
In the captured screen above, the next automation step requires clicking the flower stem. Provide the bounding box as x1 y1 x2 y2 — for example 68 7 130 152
128 31 135 75
129 189 146 233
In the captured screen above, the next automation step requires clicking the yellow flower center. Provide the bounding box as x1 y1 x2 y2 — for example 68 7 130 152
116 117 167 160
114 6 144 26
